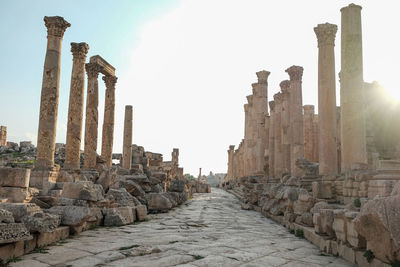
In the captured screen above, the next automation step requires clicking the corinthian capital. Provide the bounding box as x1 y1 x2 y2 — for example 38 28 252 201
103 75 118 89
71 42 89 60
279 80 290 93
44 16 70 38
314 23 337 47
256 70 270 84
85 63 103 78
273 92 283 104
285 65 304 81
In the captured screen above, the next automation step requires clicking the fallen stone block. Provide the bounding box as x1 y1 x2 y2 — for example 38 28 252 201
0 203 41 222
136 204 147 221
22 212 61 233
168 180 185 193
0 209 14 223
146 193 173 212
0 168 30 188
37 226 69 247
0 187 35 203
0 240 25 262
47 205 93 226
103 207 133 226
106 188 140 207
61 181 104 202
0 223 31 244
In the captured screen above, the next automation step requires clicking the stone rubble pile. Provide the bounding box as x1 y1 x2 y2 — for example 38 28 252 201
224 3 400 267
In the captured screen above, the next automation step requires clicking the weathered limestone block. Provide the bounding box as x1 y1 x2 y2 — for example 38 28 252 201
0 209 14 224
37 226 69 247
22 212 61 233
0 168 30 188
168 180 185 193
333 210 346 242
104 207 134 226
344 211 365 248
0 187 37 203
312 181 333 199
355 194 400 263
119 179 146 202
29 168 58 193
0 203 41 222
368 180 394 198
106 188 140 207
47 205 98 226
320 209 335 237
96 168 117 192
61 181 104 201
146 193 173 212
136 204 147 221
0 223 31 244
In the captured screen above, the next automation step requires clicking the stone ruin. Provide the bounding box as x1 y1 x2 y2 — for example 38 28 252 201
224 4 400 266
0 15 210 263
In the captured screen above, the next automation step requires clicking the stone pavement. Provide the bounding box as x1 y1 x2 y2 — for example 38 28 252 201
13 188 351 267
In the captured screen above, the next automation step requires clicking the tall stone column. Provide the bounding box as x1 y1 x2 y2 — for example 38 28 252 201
273 93 283 179
303 105 315 162
101 75 118 167
312 115 319 162
314 23 339 175
268 101 275 180
227 145 235 180
35 16 70 169
340 4 367 171
122 105 133 170
64 42 89 169
286 66 304 177
243 103 250 176
83 63 103 169
280 80 291 174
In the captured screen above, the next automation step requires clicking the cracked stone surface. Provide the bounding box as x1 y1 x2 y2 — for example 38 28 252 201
14 188 350 266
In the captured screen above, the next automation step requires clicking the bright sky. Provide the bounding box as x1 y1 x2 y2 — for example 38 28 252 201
0 0 399 176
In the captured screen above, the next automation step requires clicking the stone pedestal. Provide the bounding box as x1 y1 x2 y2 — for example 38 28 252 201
122 105 133 170
286 66 304 177
83 63 103 169
101 75 117 167
35 16 70 170
368 160 400 198
340 4 367 171
314 23 339 175
64 42 89 170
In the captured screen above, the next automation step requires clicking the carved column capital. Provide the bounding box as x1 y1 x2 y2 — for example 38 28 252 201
103 75 117 89
85 63 103 78
44 16 70 38
256 70 270 84
71 42 89 60
279 80 290 93
285 65 304 81
314 23 338 47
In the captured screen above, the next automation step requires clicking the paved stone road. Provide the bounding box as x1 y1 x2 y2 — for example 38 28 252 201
15 188 351 267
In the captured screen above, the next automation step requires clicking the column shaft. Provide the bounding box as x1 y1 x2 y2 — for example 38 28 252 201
340 4 367 171
64 42 89 169
303 105 315 162
315 23 339 175
273 93 283 179
122 105 133 169
268 101 275 179
101 75 117 167
280 81 291 174
83 63 102 169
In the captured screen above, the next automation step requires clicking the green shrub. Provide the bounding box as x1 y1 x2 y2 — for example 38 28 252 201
363 250 374 263
353 198 361 208
295 229 304 238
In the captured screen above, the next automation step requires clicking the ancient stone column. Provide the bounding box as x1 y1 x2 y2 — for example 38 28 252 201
312 115 319 162
340 4 367 171
303 105 315 162
64 42 89 170
84 63 103 169
101 75 117 167
227 145 235 180
172 148 179 165
243 103 250 176
35 16 70 169
280 80 291 174
273 93 284 179
268 101 275 179
286 66 304 177
122 105 133 170
314 23 339 175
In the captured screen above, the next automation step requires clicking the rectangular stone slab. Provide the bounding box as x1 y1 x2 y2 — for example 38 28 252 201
89 55 115 77
0 168 30 188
